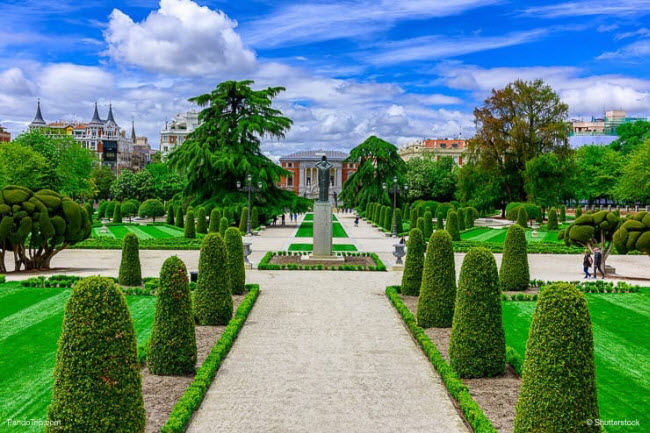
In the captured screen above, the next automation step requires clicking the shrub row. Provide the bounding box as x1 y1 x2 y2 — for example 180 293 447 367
71 237 205 250
160 284 259 433
257 251 386 271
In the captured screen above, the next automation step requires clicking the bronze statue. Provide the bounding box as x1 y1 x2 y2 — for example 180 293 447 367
315 155 333 202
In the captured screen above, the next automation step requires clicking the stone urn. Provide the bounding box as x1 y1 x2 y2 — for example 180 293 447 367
393 243 406 265
243 241 252 264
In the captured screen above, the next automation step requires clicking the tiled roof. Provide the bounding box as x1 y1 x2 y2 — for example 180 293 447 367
280 149 349 161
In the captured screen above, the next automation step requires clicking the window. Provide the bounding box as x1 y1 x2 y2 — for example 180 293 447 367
287 175 293 187
452 142 458 148
439 142 446 148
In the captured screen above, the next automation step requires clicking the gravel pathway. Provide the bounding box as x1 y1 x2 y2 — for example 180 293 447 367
186 270 469 433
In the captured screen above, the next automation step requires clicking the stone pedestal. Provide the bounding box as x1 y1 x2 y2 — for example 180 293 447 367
312 202 333 257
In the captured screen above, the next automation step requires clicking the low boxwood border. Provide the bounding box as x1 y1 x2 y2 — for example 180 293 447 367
257 251 386 271
386 285 497 433
160 284 259 433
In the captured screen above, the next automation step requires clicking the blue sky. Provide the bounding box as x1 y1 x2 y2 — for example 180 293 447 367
1 0 650 157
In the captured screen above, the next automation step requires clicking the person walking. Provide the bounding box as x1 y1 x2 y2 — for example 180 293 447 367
281 214 286 226
354 216 359 227
583 250 592 279
593 247 605 279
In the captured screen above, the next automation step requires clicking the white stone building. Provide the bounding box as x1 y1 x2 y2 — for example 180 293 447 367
159 110 200 155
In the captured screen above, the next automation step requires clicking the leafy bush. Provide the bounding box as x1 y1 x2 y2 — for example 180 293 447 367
184 211 196 239
613 210 650 257
139 199 165 222
513 283 599 432
46 277 145 432
449 247 505 378
423 210 433 239
121 200 139 222
208 208 221 233
194 233 232 325
225 227 246 295
499 224 530 291
506 202 540 222
239 207 248 233
417 230 456 328
112 201 122 223
148 256 196 375
119 233 142 286
516 207 528 228
446 210 460 241
401 228 425 295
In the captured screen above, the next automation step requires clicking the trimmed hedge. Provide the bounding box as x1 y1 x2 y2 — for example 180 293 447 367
219 216 229 236
194 233 233 325
547 207 558 230
417 230 456 328
514 283 599 432
416 216 424 234
225 227 246 295
257 251 386 271
251 207 259 230
112 202 122 223
449 247 505 378
196 207 207 234
457 208 466 231
499 224 530 292
239 207 249 233
46 277 145 432
386 286 497 433
208 208 221 233
148 256 197 375
423 210 433 239
436 212 444 230
175 205 184 228
401 228 425 295
161 285 259 433
446 210 460 241
118 232 142 286
394 208 403 235
517 207 528 228
184 211 196 239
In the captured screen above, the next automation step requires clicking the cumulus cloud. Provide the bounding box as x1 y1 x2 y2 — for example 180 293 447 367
104 0 256 76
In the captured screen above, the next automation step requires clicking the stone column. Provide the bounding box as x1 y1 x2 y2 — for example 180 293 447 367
313 202 333 257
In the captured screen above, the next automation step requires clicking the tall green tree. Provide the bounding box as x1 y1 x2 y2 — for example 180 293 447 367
145 163 185 201
616 140 650 203
0 143 49 190
610 120 650 155
468 79 570 205
339 135 406 211
524 153 576 209
91 166 116 200
456 160 506 213
110 169 155 202
575 145 623 205
405 155 457 202
167 80 305 215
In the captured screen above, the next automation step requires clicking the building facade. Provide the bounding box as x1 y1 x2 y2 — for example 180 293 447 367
279 150 358 203
569 110 649 148
28 100 135 172
399 139 466 164
0 125 10 142
159 110 200 155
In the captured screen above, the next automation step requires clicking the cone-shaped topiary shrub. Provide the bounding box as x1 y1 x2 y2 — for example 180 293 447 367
517 207 528 228
383 206 391 231
239 207 249 233
97 200 107 219
401 228 425 296
499 224 530 291
175 205 184 228
464 208 473 229
416 216 425 234
167 203 175 225
446 210 460 241
225 227 246 295
112 202 122 223
84 202 94 224
458 208 466 231
410 208 418 231
148 256 196 376
560 205 566 222
436 212 444 230
547 207 558 230
251 207 259 230
513 283 599 433
394 208 403 234
119 233 142 286
423 211 433 239
208 208 221 233
219 216 229 236
194 233 233 325
184 211 196 239
196 207 207 234
402 203 410 225
417 230 456 328
449 247 505 378
46 277 145 432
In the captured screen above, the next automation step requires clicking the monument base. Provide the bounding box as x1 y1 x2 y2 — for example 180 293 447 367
304 254 345 263
313 201 333 257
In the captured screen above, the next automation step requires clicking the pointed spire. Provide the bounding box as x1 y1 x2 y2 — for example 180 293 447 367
107 103 116 124
131 120 136 143
89 101 103 126
30 99 46 126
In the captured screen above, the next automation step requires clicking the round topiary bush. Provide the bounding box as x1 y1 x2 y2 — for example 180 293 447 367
239 207 249 234
196 207 207 234
119 233 142 286
219 216 229 236
148 256 197 376
513 283 599 432
175 205 184 228
401 228 425 296
449 247 505 378
499 224 530 291
46 277 145 432
417 230 456 328
194 233 233 325
139 199 165 223
423 210 433 239
547 207 558 230
166 203 175 225
184 211 196 239
517 207 528 228
112 202 122 223
209 208 221 233
224 227 246 295
446 210 460 241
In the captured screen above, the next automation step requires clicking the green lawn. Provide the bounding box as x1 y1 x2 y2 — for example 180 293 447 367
502 289 650 432
288 243 358 252
461 227 563 243
296 222 349 238
302 213 339 222
92 223 187 240
0 283 156 431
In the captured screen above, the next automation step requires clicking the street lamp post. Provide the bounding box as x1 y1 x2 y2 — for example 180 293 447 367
383 176 408 237
237 174 263 236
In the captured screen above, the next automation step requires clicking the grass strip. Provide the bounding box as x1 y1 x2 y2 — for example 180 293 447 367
386 286 497 433
161 284 260 433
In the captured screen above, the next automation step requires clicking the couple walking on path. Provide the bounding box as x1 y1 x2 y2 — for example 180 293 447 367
583 248 605 279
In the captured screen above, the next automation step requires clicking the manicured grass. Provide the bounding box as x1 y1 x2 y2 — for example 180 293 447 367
302 213 339 222
461 227 563 244
296 222 348 238
288 243 358 252
91 223 188 240
0 283 156 432
502 289 650 432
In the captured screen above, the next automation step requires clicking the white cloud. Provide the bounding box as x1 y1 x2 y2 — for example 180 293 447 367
615 27 650 39
523 0 650 17
597 24 619 32
104 0 256 76
598 39 650 59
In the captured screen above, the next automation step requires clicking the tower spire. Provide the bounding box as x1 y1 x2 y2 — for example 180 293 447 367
131 120 136 143
107 103 116 124
89 101 103 125
30 99 46 127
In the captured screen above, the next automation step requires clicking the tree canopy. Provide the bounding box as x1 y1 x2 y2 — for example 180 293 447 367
574 145 623 204
615 140 650 203
610 120 650 155
406 155 457 202
524 152 576 209
110 169 155 202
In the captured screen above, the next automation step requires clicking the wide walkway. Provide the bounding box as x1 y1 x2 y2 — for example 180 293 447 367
186 270 468 433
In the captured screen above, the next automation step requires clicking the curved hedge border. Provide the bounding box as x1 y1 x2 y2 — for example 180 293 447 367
386 286 497 433
257 251 386 271
160 284 259 433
